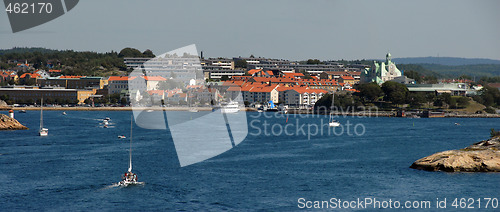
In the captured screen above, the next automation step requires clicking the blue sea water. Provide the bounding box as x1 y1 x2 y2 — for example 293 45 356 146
1 110 499 211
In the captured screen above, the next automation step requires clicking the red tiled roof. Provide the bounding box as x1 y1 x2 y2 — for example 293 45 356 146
350 71 361 76
60 76 84 79
345 89 360 92
142 76 167 81
284 73 305 77
147 90 165 95
323 71 348 75
251 77 297 83
249 84 279 93
49 69 61 73
227 86 242 92
108 76 135 81
341 76 355 80
19 73 41 78
292 87 327 94
248 69 262 75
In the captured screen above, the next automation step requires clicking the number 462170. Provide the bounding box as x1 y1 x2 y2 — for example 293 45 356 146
5 3 53 14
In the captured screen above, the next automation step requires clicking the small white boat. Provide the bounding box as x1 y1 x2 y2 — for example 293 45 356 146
62 112 67 115
103 120 109 125
104 117 111 121
221 101 240 114
39 98 48 136
116 116 144 187
19 110 26 113
329 121 341 127
118 135 126 139
188 108 199 113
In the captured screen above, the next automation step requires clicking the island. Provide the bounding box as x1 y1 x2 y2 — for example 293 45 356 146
410 133 500 172
0 114 29 130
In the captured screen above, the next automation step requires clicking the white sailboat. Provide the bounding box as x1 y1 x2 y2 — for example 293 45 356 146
329 91 340 127
117 116 144 187
39 98 48 136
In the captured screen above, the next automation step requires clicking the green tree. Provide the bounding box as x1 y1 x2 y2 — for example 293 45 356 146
403 70 422 84
220 75 229 81
120 98 128 105
235 60 247 69
479 85 500 107
306 59 321 64
423 75 438 84
434 93 451 108
455 96 470 108
408 92 426 108
118 48 143 58
142 49 155 58
381 81 409 105
170 71 177 79
355 82 382 102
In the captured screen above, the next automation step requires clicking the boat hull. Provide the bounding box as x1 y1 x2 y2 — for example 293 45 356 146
39 129 48 136
329 122 340 127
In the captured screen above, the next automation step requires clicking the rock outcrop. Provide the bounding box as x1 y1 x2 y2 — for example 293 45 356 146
410 136 500 172
0 114 29 130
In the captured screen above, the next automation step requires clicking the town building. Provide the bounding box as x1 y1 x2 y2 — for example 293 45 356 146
361 53 402 84
406 83 471 96
0 87 95 104
284 88 327 108
37 76 107 89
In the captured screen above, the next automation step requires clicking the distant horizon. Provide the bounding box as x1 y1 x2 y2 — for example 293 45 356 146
1 1 499 61
2 46 500 63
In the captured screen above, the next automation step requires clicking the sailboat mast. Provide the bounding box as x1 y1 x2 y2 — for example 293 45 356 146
40 97 43 129
330 90 334 121
128 115 132 172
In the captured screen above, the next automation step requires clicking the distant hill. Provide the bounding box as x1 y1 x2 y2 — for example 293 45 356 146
418 64 500 78
392 57 500 66
0 47 60 55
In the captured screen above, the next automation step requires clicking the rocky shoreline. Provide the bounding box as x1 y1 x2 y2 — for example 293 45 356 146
410 136 500 172
0 114 29 130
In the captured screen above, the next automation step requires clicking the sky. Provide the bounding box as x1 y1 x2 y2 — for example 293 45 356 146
1 0 500 61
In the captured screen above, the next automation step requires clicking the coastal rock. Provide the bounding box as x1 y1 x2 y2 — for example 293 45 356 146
0 114 29 130
410 137 500 172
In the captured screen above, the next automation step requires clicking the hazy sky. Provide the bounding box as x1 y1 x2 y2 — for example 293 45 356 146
1 0 499 61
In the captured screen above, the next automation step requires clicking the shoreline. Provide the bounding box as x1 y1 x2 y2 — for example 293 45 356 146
1 106 499 118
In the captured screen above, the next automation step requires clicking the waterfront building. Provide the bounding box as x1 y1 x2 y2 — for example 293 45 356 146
284 88 327 108
240 84 279 104
37 76 107 89
0 87 95 104
108 75 167 95
406 83 471 96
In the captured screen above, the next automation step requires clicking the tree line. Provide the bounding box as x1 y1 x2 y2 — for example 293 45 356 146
0 47 156 77
314 82 500 113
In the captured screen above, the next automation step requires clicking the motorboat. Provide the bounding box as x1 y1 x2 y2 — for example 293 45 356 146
220 101 240 114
